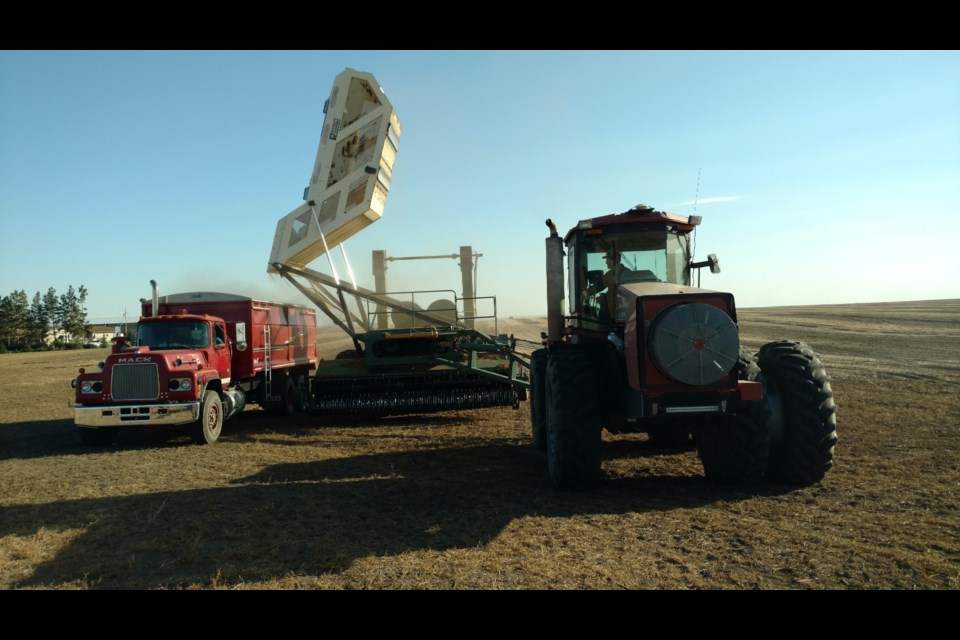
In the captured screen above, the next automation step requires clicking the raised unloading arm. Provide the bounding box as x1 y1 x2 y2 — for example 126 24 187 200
268 68 402 274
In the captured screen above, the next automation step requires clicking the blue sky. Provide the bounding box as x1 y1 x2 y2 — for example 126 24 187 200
1 51 958 324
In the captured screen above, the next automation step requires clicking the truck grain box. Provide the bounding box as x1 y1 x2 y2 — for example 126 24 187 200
72 283 318 446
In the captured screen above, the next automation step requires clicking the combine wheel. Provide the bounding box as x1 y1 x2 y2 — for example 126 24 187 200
545 346 603 490
79 427 118 447
192 390 223 444
530 349 548 452
757 341 837 485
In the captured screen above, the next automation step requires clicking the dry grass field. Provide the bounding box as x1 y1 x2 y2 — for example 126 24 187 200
1 300 958 589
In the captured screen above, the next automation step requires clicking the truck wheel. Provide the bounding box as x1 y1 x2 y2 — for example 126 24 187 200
79 427 118 447
280 376 296 415
192 390 223 444
545 346 603 490
757 341 837 485
530 349 548 452
293 374 310 413
695 408 769 484
267 375 296 416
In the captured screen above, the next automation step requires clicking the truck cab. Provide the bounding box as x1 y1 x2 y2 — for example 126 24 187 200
73 313 232 447
136 314 232 383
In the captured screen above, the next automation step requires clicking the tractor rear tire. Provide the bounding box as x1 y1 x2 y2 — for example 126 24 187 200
695 407 769 484
530 349 548 452
646 424 694 447
79 427 118 447
757 341 837 485
545 346 603 490
192 390 223 444
693 342 769 483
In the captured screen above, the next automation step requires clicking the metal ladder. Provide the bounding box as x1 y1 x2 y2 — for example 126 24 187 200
263 324 273 400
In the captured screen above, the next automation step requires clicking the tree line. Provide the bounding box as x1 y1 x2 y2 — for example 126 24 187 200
0 285 90 352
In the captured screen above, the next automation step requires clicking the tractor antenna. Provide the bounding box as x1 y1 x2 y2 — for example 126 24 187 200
692 168 701 273
694 168 701 217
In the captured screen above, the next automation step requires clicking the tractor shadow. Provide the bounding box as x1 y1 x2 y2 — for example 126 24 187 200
3 439 787 589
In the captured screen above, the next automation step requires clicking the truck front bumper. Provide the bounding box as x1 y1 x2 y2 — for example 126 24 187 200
75 402 201 427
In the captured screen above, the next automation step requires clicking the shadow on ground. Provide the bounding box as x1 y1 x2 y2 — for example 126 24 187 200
1 438 779 589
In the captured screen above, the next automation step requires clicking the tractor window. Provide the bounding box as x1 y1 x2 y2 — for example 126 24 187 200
138 321 211 349
574 230 691 321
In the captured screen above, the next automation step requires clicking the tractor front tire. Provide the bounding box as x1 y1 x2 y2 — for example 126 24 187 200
530 349 548 452
545 347 603 490
192 390 223 445
757 341 837 485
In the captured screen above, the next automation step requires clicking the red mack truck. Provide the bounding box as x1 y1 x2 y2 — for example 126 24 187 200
72 281 318 446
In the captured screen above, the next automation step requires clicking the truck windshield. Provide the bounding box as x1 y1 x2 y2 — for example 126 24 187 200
138 321 210 349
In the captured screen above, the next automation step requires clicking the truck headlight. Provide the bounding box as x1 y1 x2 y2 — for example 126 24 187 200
169 378 192 391
80 381 102 393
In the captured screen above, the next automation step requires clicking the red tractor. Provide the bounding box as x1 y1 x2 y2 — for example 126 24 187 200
531 205 837 490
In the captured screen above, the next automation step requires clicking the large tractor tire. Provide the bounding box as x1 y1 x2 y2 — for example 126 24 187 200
545 346 603 490
695 345 769 483
646 423 694 447
192 390 223 445
79 427 118 447
757 341 837 485
529 349 548 452
695 409 769 484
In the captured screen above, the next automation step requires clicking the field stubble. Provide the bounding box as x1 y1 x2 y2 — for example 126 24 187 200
1 300 957 589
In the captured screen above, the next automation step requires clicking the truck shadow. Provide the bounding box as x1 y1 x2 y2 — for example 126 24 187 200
0 419 209 460
0 407 457 459
3 440 786 589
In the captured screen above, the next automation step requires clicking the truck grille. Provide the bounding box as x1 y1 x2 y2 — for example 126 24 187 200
111 363 160 400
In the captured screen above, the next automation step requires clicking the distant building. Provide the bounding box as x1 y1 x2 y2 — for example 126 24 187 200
86 324 117 346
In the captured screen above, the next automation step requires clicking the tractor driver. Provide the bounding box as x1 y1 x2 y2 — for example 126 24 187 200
600 250 625 322
583 247 624 324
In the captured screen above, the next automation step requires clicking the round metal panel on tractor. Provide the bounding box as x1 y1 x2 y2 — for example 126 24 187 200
649 302 739 386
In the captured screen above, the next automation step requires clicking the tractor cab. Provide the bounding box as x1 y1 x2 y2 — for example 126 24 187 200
564 205 701 329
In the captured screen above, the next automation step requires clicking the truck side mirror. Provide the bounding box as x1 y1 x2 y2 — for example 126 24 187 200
236 341 248 352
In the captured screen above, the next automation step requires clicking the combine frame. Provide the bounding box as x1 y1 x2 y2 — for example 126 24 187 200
271 261 529 413
267 67 528 414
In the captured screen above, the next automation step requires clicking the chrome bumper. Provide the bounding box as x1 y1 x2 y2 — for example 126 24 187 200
75 402 200 427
